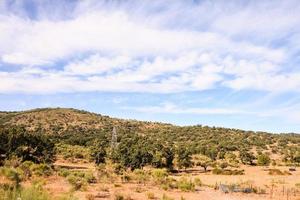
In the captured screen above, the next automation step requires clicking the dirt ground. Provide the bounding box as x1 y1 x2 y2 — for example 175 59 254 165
41 161 300 200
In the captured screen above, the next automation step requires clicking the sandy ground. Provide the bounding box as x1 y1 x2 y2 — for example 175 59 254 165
42 162 300 200
72 182 299 200
2 160 296 199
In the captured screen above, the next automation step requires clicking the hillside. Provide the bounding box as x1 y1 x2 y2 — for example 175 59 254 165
0 108 168 135
0 108 299 155
1 108 300 200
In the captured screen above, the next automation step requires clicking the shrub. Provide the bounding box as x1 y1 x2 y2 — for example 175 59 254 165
19 161 34 179
56 193 78 200
114 193 124 200
151 169 168 184
133 169 150 184
219 162 228 169
212 168 244 175
56 143 91 162
66 175 87 190
86 194 95 200
212 168 222 175
58 168 71 177
161 194 174 200
268 168 284 175
3 156 22 168
30 164 53 177
121 173 131 183
194 177 202 186
257 154 271 166
82 171 97 183
0 167 23 186
177 177 195 192
146 192 155 199
159 177 178 190
64 170 96 190
18 185 50 200
0 185 50 200
135 186 144 193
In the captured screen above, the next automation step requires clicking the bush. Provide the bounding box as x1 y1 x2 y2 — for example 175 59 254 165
161 194 174 200
86 194 95 200
56 143 91 162
0 167 23 186
212 168 222 175
19 185 50 200
30 164 53 177
257 154 271 166
219 162 228 169
212 168 244 175
58 168 71 177
177 177 195 192
0 185 50 200
64 170 96 190
19 161 34 179
268 169 291 175
160 177 178 190
151 169 168 184
66 175 87 191
194 177 202 186
3 156 22 168
133 169 150 184
114 193 124 200
146 192 155 199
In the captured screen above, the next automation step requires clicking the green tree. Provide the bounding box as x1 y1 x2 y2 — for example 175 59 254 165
176 145 192 170
0 126 55 163
194 155 212 171
112 134 153 170
90 134 109 165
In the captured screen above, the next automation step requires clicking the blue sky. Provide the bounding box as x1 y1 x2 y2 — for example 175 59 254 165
1 0 300 133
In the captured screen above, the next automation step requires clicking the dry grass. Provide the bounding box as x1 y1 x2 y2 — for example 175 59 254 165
2 158 299 200
50 161 300 200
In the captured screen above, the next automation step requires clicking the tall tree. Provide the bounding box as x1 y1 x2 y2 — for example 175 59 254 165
176 144 192 170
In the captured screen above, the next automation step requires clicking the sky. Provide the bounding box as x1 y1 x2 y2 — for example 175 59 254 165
0 0 300 133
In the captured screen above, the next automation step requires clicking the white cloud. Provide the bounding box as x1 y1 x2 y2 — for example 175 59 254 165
0 0 299 94
64 54 132 75
224 73 300 92
123 102 252 115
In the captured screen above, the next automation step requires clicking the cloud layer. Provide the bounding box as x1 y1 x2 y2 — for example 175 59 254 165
0 0 300 94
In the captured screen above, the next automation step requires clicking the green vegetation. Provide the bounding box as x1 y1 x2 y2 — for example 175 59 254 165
176 144 192 170
0 126 55 164
257 153 271 166
212 168 244 175
58 169 96 190
0 185 50 200
1 108 299 172
177 177 195 192
56 143 91 162
0 108 299 199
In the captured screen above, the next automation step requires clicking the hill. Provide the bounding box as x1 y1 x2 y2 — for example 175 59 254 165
0 108 299 155
0 108 168 135
1 108 300 200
